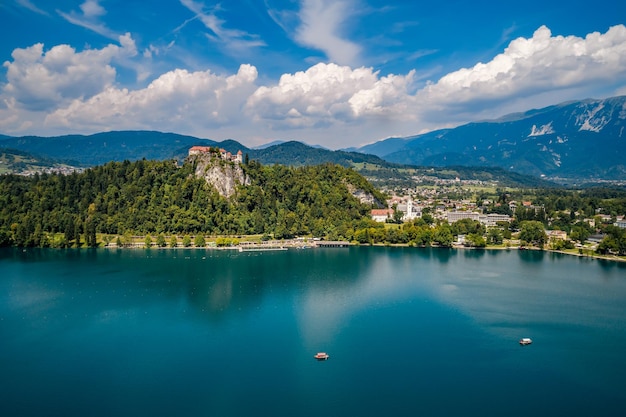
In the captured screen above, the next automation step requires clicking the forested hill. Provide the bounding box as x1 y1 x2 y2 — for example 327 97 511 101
0 158 387 247
249 141 392 167
0 131 214 166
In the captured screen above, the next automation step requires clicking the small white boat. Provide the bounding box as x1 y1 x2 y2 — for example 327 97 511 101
519 338 533 345
314 352 329 360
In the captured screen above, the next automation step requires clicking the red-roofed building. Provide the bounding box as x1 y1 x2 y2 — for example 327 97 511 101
188 146 212 155
371 209 394 222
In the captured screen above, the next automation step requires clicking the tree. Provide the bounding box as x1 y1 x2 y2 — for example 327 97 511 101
169 235 178 248
194 234 206 247
156 233 167 247
465 233 486 247
487 228 503 245
85 218 97 247
64 216 75 245
597 226 626 255
391 204 404 224
0 227 12 247
433 224 453 247
519 221 547 248
451 218 485 236
569 224 591 243
144 235 153 248
414 227 432 247
182 235 192 247
421 213 434 225
74 223 82 247
122 231 133 247
354 228 371 244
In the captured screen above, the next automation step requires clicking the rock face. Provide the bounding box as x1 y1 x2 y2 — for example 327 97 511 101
344 181 384 207
191 155 249 198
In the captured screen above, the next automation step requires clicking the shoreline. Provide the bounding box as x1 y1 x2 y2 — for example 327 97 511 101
7 241 626 262
95 240 626 264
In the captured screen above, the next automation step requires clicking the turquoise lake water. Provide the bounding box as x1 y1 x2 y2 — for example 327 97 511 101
1 247 626 416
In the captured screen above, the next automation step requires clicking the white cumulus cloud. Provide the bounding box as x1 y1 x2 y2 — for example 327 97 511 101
45 64 258 133
2 34 137 111
246 63 415 128
417 25 626 118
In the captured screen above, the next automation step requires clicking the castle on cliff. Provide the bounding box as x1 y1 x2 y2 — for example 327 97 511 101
188 146 243 164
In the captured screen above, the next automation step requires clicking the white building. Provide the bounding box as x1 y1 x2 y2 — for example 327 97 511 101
371 209 394 222
447 211 480 223
398 199 422 222
479 213 511 227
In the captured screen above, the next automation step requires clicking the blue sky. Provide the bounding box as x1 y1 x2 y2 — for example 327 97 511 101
1 0 625 149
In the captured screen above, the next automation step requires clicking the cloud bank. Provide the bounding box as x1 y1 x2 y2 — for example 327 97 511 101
2 25 626 148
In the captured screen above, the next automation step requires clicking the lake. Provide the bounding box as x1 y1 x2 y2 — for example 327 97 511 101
1 247 625 417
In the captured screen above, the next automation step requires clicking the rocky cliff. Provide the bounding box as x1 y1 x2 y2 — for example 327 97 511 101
191 154 249 198
344 181 385 207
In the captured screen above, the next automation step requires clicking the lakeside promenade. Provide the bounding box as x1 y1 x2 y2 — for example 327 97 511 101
102 236 625 263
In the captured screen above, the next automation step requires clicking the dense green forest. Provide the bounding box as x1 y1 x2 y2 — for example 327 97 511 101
0 159 389 247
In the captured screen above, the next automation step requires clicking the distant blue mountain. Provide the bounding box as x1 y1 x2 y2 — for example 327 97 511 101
357 136 416 157
253 140 285 149
356 96 626 179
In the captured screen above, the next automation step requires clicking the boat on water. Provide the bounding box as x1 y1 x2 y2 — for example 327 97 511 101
314 352 329 360
519 338 533 345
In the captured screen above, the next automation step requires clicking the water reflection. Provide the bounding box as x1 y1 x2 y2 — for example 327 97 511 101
1 248 379 326
460 248 487 259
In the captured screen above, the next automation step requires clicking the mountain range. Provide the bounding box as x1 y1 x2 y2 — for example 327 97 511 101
0 131 393 169
357 96 626 180
1 96 624 181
